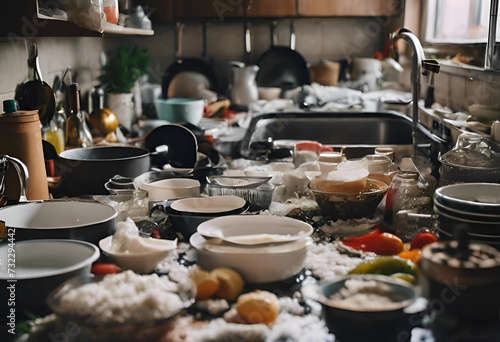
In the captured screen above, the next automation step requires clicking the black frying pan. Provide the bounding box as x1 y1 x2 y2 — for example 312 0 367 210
256 21 311 90
162 22 230 99
15 42 56 126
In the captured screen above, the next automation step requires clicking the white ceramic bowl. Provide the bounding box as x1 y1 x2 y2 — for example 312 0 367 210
136 177 201 202
0 200 118 245
99 236 176 273
197 215 314 245
190 232 312 283
0 239 99 316
154 98 204 125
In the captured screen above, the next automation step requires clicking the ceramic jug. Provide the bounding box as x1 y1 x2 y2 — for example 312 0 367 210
230 64 259 108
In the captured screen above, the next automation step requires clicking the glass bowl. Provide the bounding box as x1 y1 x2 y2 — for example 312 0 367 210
310 178 388 220
207 177 275 211
47 272 195 341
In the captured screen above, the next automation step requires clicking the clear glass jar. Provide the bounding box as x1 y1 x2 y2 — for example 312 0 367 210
383 170 432 242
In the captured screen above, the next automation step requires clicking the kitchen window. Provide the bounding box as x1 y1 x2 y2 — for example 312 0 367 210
424 0 498 44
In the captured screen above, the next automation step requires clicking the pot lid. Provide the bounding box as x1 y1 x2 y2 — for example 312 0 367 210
439 132 500 169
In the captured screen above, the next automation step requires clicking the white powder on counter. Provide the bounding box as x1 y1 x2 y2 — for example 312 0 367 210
56 271 185 325
305 242 371 281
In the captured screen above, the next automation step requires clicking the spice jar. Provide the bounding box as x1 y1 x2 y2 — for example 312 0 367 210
383 170 432 242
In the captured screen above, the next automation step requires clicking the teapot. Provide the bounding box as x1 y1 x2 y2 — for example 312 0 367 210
0 155 28 207
229 63 259 108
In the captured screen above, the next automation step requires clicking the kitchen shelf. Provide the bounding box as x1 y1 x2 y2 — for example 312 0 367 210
102 22 154 36
0 2 154 38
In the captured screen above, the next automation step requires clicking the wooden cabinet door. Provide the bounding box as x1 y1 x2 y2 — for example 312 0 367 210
173 0 244 19
297 0 402 17
246 0 296 17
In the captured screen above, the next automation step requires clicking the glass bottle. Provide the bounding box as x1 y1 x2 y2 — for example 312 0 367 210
42 118 65 154
383 170 432 242
65 83 93 149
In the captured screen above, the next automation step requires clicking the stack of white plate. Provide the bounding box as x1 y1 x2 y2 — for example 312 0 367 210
190 215 313 283
434 183 500 247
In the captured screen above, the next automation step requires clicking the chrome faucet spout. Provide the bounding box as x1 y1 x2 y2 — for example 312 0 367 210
394 28 439 157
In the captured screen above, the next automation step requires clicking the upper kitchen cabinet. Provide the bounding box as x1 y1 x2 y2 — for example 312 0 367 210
0 1 154 37
246 0 296 17
170 0 244 20
297 0 403 17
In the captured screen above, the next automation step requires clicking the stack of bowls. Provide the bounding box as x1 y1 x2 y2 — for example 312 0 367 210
434 183 500 248
190 215 313 283
163 195 249 239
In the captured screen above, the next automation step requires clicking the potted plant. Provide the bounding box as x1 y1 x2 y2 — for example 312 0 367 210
100 44 150 130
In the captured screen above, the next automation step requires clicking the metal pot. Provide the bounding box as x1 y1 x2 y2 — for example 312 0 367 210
419 240 500 327
58 146 150 197
0 200 117 245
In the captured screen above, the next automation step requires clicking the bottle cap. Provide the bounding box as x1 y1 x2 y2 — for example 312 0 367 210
69 83 80 92
3 99 19 113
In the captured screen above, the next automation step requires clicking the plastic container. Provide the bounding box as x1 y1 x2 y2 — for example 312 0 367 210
103 0 119 24
207 182 274 211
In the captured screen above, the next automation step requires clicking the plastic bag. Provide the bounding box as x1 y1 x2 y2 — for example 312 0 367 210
65 0 104 33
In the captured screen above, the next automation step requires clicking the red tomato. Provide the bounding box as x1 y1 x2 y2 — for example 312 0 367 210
152 227 161 239
91 263 122 275
410 232 438 250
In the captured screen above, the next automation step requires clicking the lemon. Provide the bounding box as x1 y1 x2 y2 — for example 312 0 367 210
236 290 280 325
190 267 220 300
211 267 245 300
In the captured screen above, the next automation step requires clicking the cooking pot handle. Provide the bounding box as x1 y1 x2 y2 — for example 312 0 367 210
290 20 296 51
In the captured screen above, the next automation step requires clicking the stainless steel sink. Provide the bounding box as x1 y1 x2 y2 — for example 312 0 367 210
240 111 447 166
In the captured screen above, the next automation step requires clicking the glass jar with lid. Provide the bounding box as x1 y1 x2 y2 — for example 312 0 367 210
439 132 500 186
383 170 432 242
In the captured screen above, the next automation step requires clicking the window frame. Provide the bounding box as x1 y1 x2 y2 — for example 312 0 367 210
420 0 489 68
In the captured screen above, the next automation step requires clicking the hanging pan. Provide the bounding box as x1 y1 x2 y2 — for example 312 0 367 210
256 21 311 91
15 42 56 126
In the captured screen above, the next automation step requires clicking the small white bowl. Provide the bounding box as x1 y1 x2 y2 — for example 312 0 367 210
99 236 177 274
137 178 200 202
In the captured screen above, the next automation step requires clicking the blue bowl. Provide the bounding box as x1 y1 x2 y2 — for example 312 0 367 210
154 98 204 125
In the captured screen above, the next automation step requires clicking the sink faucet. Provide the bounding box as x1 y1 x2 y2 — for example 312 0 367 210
394 28 440 157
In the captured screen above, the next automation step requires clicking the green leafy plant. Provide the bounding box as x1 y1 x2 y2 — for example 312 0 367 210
100 44 150 93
